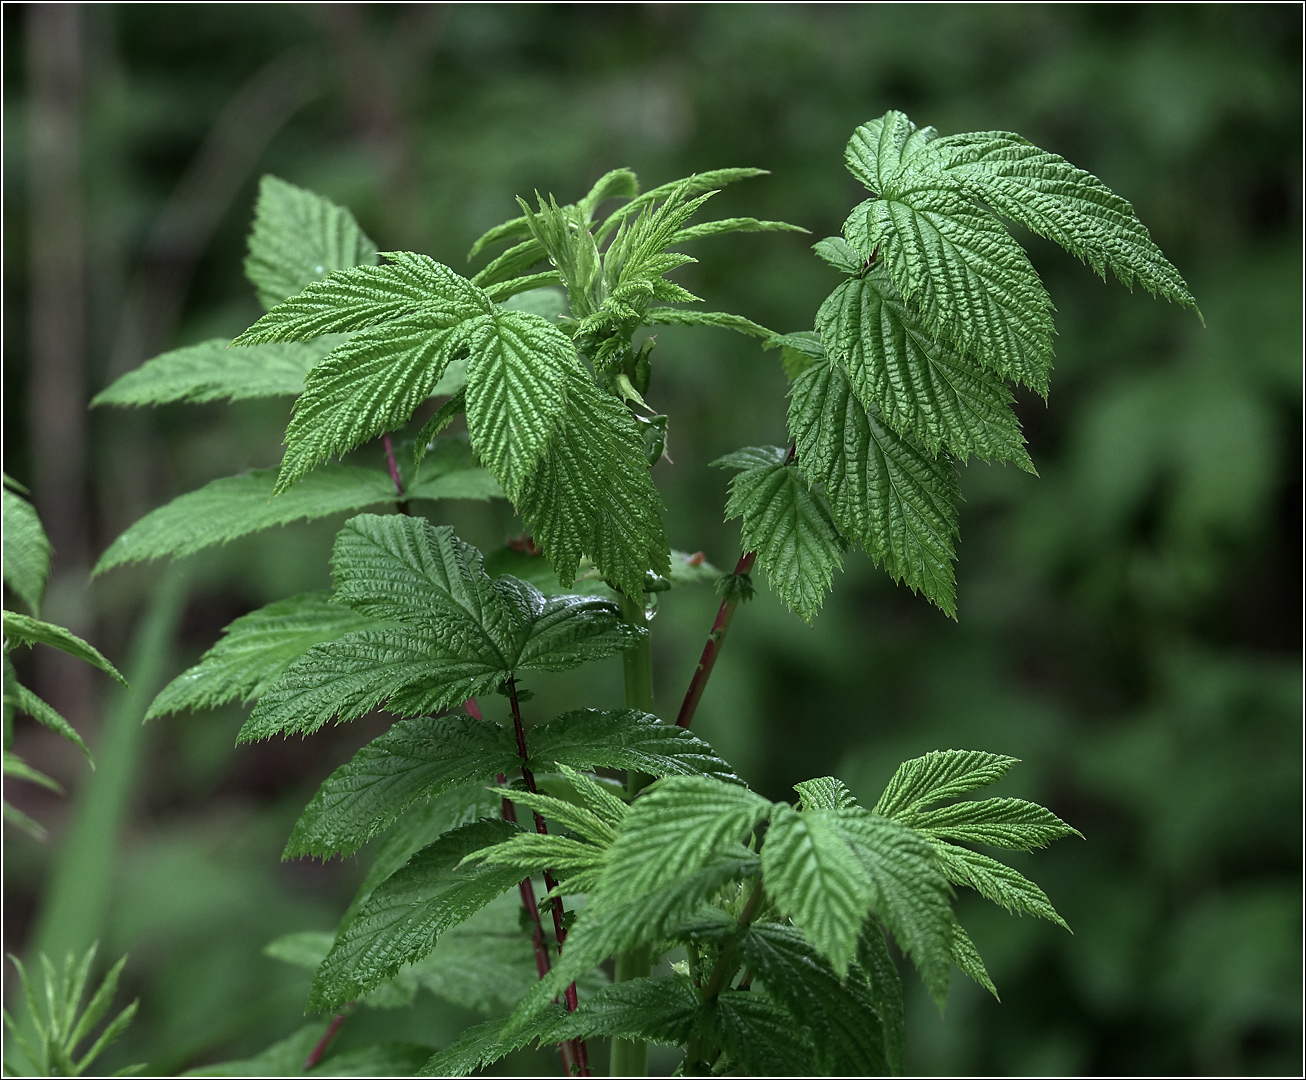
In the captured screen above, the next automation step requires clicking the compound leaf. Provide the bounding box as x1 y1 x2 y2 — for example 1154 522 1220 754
2 612 127 688
912 797 1081 850
874 749 1019 819
643 308 774 339
707 991 817 1077
244 175 378 310
931 842 1069 929
285 714 519 858
549 975 699 1046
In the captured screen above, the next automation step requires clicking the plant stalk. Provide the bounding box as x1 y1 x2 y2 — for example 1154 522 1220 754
302 1010 350 1071
675 551 755 729
506 679 590 1076
382 431 411 515
612 592 655 1076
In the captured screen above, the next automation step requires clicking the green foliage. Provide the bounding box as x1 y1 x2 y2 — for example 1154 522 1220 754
2 478 50 616
2 945 140 1077
244 175 379 310
3 612 127 689
716 445 843 622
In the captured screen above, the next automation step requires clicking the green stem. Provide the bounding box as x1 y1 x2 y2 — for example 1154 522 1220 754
612 592 653 1077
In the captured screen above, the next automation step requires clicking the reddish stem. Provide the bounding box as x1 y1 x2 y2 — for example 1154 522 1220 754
382 432 411 515
302 1011 349 1071
506 678 590 1075
675 550 756 729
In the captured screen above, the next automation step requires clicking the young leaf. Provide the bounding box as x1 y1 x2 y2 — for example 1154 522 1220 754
2 483 50 616
2 612 127 688
667 216 807 246
518 365 670 598
738 921 890 1076
950 920 999 999
873 749 1019 819
528 709 739 783
244 174 378 310
284 713 519 858
90 338 338 408
816 270 1034 469
762 804 874 976
718 445 843 622
4 750 63 794
309 819 524 1012
463 831 605 879
931 842 1069 929
3 656 90 762
911 797 1081 850
794 776 860 811
147 593 375 721
643 308 774 339
789 360 961 616
597 776 772 903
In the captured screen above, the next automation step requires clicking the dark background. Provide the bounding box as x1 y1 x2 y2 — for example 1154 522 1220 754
3 4 1301 1076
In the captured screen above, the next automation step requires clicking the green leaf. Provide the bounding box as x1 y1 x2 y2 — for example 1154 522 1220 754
911 797 1081 850
766 329 825 380
836 810 954 1007
181 1021 329 1076
844 111 940 192
242 517 642 742
493 782 618 846
4 750 63 794
859 923 906 1075
462 309 579 500
404 432 503 502
762 804 873 975
90 338 338 408
950 920 998 1000
667 548 721 587
919 129 1200 314
3 612 128 688
594 168 770 244
931 842 1069 929
309 819 523 1012
668 216 807 245
816 271 1034 469
244 175 378 310
598 776 772 903
718 445 843 622
549 975 699 1045
873 749 1019 819
412 391 467 472
147 593 375 720
464 831 605 879
2 484 50 615
707 991 817 1077
415 1008 565 1078
643 308 774 338
528 709 739 784
794 776 859 811
738 921 890 1076
518 366 670 599
789 360 960 616
813 236 865 274
284 714 519 858
94 466 402 576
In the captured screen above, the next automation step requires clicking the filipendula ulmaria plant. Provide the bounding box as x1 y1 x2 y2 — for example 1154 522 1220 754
94 111 1196 1076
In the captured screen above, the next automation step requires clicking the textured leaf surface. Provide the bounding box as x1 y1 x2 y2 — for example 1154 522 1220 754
912 797 1080 850
5 677 91 761
550 975 699 1045
739 921 890 1076
285 714 519 858
643 307 773 338
310 819 522 1011
817 272 1033 469
416 1008 565 1078
2 484 49 615
874 749 1019 819
2 611 127 687
931 843 1068 929
860 924 906 1074
147 593 376 720
789 361 960 615
836 810 955 1006
762 804 873 975
528 709 738 783
598 776 772 903
950 920 999 999
518 366 669 598
244 175 378 310
794 776 860 811
91 338 337 407
719 446 843 622
707 991 816 1077
919 129 1199 313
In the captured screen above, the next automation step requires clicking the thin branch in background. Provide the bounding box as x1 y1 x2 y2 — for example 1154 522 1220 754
381 433 411 515
302 1009 349 1071
675 550 757 729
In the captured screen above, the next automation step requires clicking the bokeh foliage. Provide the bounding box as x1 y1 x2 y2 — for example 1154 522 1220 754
3 5 1299 1076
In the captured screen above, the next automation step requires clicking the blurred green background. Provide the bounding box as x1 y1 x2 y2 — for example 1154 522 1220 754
3 4 1300 1076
